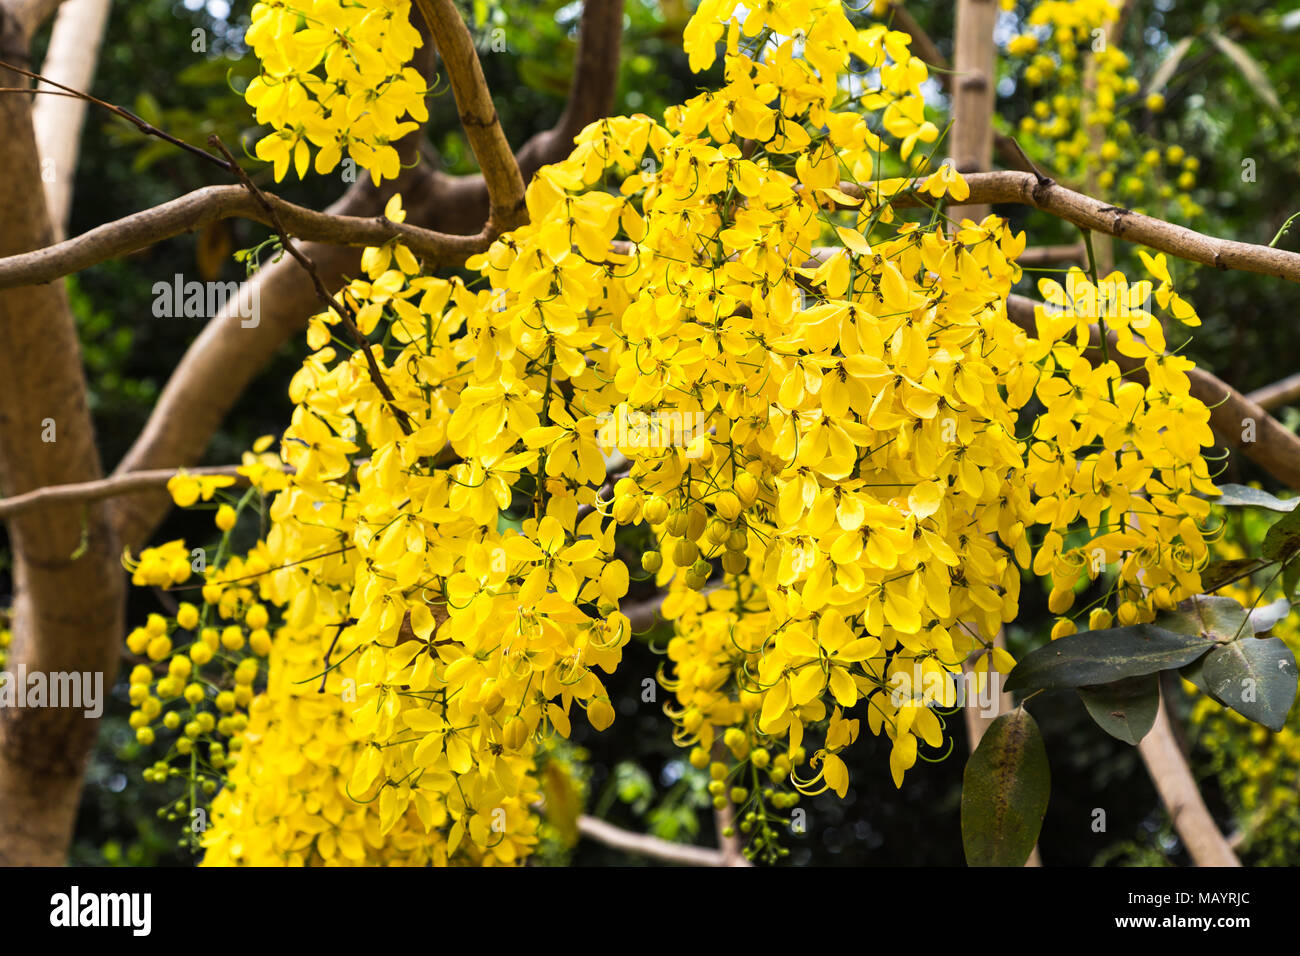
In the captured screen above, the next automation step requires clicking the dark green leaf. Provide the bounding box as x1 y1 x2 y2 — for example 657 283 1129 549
1265 511 1300 562
1285 557 1300 603
1005 625 1213 693
1201 637 1298 731
1157 595 1250 641
1214 483 1299 511
1077 674 1160 745
961 707 1050 867
1180 654 1226 704
1199 558 1267 592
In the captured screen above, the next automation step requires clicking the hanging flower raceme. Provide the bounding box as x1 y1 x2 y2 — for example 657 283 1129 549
118 0 1219 865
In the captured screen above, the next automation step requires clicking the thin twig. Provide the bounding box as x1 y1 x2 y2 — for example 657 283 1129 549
0 58 233 172
209 135 414 436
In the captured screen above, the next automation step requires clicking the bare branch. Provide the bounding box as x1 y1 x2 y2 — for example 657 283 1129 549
31 0 112 239
844 171 1300 284
1246 371 1300 412
577 814 730 866
1138 689 1241 866
1017 243 1086 265
950 0 998 220
0 183 491 290
0 57 233 172
210 135 414 436
413 0 526 231
0 464 261 520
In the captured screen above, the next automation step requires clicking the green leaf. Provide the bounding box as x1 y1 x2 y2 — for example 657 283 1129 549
961 707 1050 867
1201 637 1298 731
1157 595 1250 641
1213 483 1299 511
1264 511 1300 562
1199 557 1267 592
1077 674 1160 745
1286 557 1300 603
1209 30 1282 113
1005 625 1213 693
1180 654 1226 704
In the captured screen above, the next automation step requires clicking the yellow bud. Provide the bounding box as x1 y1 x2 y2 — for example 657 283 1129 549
215 504 237 532
502 715 529 750
587 697 615 731
1047 587 1075 614
176 603 199 630
714 491 741 521
1050 618 1077 640
733 472 759 508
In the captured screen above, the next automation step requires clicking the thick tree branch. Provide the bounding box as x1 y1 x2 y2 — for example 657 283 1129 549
1246 372 1300 412
7 0 64 41
0 183 490 290
950 0 997 220
413 0 526 231
31 0 112 240
845 171 1300 283
0 0 123 865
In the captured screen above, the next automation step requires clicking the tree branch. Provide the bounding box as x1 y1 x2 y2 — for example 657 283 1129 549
1018 243 1086 265
0 464 261 520
210 135 414 436
1246 371 1300 412
0 182 491 290
412 0 526 231
1137 688 1241 866
577 814 730 866
950 0 997 220
846 171 1300 284
31 0 112 240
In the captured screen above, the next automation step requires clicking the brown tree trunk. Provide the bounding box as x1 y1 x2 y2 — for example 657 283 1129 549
0 3 125 866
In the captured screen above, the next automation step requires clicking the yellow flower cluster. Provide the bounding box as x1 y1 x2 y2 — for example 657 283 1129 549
1008 0 1202 218
123 539 196 589
244 0 428 183
117 0 1222 864
1027 251 1215 637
